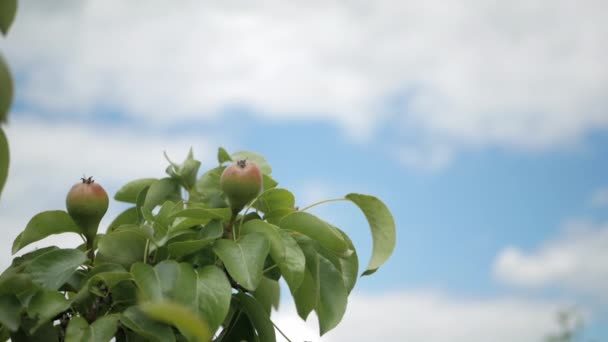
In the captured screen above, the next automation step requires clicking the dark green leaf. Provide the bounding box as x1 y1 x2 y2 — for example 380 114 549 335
196 265 231 333
0 128 8 197
277 231 305 294
237 292 276 342
0 0 16 35
216 309 258 342
213 233 269 291
96 230 147 269
345 194 396 276
12 210 81 254
168 238 215 260
65 315 119 342
26 290 72 334
316 255 348 335
114 178 157 203
11 320 58 342
217 147 232 164
0 294 22 331
280 212 348 255
25 249 87 290
292 241 319 320
252 277 280 314
140 301 211 342
240 219 285 264
170 207 231 224
0 55 12 123
130 263 162 302
107 207 139 232
144 178 180 210
231 151 271 174
120 306 175 342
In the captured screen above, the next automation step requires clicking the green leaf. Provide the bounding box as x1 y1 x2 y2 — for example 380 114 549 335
196 265 231 333
253 188 294 222
107 207 139 232
237 292 276 342
140 301 211 342
252 277 280 314
130 263 162 302
240 219 285 264
96 230 147 269
316 255 348 335
345 193 396 276
120 306 175 342
0 0 16 35
0 128 8 197
25 249 87 290
170 207 232 223
88 271 132 291
114 178 157 203
165 149 201 190
168 238 215 260
276 231 305 294
11 320 59 342
292 241 319 320
0 294 22 331
65 315 119 342
144 178 180 210
155 261 197 307
217 147 232 164
0 54 13 124
216 308 258 342
26 290 72 334
280 212 348 255
231 151 272 174
213 233 270 291
262 174 278 191
12 210 81 254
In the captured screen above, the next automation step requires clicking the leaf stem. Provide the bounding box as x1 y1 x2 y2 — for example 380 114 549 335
263 264 278 274
271 320 293 342
143 239 150 264
300 198 346 212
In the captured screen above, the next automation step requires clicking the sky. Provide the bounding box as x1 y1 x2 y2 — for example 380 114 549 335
1 0 608 341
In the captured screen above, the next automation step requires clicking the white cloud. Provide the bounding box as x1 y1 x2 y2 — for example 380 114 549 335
4 0 608 166
494 220 608 300
273 291 564 342
0 117 218 270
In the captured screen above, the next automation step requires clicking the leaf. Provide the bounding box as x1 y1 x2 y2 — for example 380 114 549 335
237 292 276 342
0 294 22 331
170 207 232 223
114 178 157 203
0 0 16 35
240 220 285 264
253 188 294 222
276 231 305 294
140 301 211 342
316 255 348 335
96 230 147 269
12 320 59 342
213 233 270 291
0 54 13 123
130 263 162 302
168 238 215 260
280 212 348 255
144 178 180 210
345 193 396 276
231 151 272 174
120 306 175 342
107 207 139 232
0 128 8 198
217 147 232 164
165 149 201 190
155 261 197 307
292 242 319 320
12 210 81 254
65 315 119 342
196 265 231 333
216 308 258 342
262 174 278 191
26 290 72 334
252 277 280 314
25 249 87 290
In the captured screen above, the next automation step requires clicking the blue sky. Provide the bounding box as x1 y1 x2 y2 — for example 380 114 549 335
1 1 607 341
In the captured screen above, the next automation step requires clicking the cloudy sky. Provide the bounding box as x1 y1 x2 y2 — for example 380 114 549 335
1 0 608 340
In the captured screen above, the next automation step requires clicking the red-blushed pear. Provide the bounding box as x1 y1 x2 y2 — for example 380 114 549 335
220 160 263 214
66 176 109 242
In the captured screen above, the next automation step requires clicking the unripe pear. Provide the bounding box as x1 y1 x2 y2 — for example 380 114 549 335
220 160 263 213
66 176 109 241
